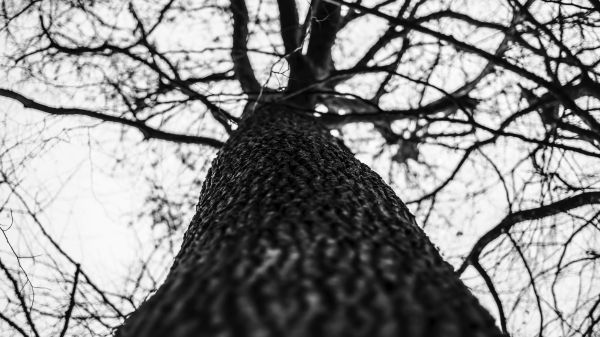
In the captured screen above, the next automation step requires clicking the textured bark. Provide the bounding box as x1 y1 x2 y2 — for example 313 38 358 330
116 105 503 337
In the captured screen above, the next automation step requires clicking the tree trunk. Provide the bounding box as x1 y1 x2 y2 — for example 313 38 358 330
116 104 502 337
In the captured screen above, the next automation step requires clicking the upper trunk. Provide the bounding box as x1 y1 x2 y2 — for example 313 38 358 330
116 104 502 337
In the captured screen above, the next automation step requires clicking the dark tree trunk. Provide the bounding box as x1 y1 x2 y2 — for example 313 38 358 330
116 105 502 337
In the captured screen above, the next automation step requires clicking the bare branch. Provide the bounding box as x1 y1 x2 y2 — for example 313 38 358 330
0 258 39 337
276 0 301 55
458 191 600 275
305 1 341 80
0 311 29 337
0 88 224 148
59 264 81 337
1 173 126 319
230 0 261 93
320 94 477 126
472 260 508 335
324 0 600 135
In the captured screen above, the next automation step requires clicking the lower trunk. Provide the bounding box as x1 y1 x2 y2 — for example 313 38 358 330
116 105 502 337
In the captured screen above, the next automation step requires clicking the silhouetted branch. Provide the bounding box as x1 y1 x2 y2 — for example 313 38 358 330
472 260 508 335
230 0 261 93
0 258 39 337
0 88 224 148
507 233 544 337
59 264 81 337
2 171 126 320
320 94 477 126
38 10 237 133
458 191 600 275
305 1 341 80
276 0 308 88
0 311 29 337
276 0 301 55
325 0 600 136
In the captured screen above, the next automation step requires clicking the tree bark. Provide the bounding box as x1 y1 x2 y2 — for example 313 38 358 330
116 104 503 337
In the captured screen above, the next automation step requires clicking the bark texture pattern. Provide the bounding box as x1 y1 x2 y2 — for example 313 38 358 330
117 107 502 337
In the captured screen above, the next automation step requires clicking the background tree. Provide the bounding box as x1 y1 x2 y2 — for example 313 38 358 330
0 0 599 336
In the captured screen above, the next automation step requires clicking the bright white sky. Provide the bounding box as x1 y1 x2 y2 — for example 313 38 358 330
1 97 151 286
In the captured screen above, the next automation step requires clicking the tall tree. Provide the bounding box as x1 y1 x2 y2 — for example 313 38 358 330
117 1 500 334
116 101 502 336
1 0 599 336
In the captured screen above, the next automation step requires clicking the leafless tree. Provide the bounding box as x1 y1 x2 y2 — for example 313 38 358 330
0 0 599 336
